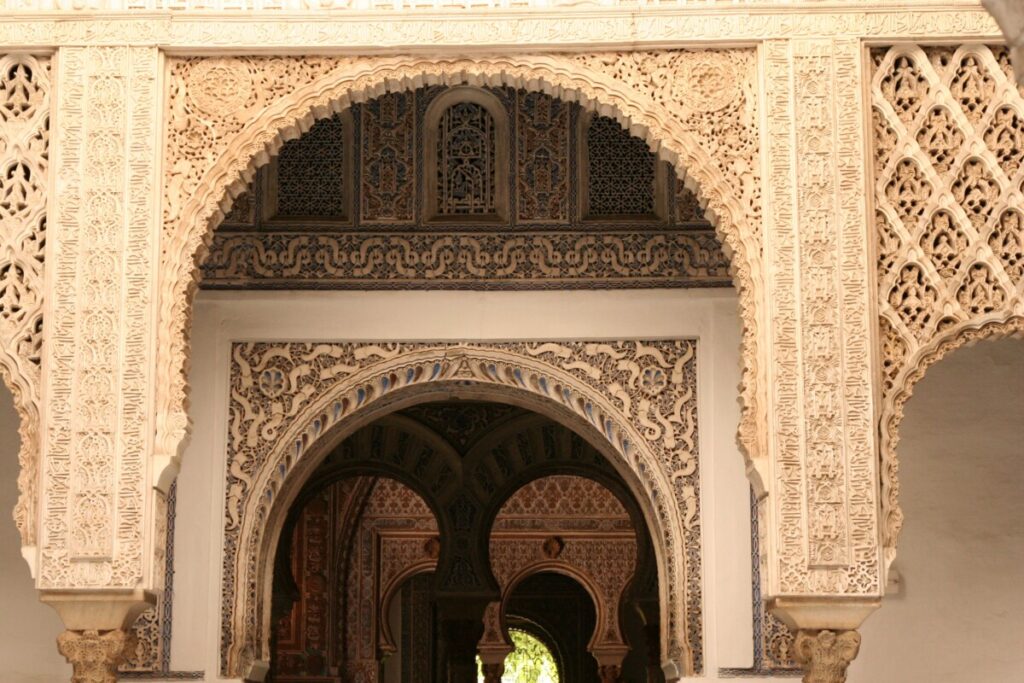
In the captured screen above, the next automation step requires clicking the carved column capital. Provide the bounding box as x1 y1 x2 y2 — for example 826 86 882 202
56 629 134 683
793 629 861 683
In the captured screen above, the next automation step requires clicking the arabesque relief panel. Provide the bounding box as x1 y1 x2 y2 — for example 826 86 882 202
201 85 730 290
872 43 1024 568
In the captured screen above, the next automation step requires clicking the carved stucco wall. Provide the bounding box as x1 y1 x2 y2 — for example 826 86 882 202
872 44 1024 569
37 45 161 592
761 38 879 601
201 85 729 290
5 16 1015 677
158 51 764 526
223 340 701 676
0 54 47 550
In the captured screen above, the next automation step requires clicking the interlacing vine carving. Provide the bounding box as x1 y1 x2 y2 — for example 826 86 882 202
872 45 1024 568
0 54 47 548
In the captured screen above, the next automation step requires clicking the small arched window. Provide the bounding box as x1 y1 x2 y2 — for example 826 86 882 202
424 87 509 223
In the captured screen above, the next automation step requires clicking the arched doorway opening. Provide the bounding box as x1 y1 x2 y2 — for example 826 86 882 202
171 68 752 679
854 338 1024 681
264 402 661 682
481 620 566 683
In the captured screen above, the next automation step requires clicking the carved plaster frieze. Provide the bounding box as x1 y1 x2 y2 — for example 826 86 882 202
223 340 702 676
200 230 732 289
159 52 763 537
0 7 1004 49
0 53 48 550
871 44 1024 569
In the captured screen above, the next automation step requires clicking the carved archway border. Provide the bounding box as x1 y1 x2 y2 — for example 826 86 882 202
879 314 1024 567
224 342 701 678
158 50 765 490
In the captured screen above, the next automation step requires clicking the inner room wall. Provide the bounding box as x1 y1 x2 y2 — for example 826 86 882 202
169 287 761 680
0 385 71 682
852 338 1024 683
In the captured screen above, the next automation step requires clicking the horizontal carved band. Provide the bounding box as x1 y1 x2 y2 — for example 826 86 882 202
200 230 731 289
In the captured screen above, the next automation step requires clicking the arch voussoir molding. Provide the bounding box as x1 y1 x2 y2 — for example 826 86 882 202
224 341 702 678
157 49 766 491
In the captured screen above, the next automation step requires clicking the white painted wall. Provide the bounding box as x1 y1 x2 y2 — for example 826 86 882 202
852 338 1024 683
0 385 71 682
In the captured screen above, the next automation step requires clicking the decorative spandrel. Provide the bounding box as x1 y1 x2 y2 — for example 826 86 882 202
436 101 498 218
583 114 658 219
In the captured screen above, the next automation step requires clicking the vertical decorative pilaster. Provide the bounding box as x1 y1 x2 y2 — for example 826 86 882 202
40 44 162 598
761 37 881 627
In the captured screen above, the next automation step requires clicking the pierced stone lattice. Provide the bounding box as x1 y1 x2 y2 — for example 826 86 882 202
585 114 656 217
0 54 47 547
436 101 497 216
275 114 347 219
872 45 1024 566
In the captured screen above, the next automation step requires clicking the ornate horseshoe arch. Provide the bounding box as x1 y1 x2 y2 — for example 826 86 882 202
223 341 703 677
870 44 1024 569
879 314 1024 567
158 49 766 493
